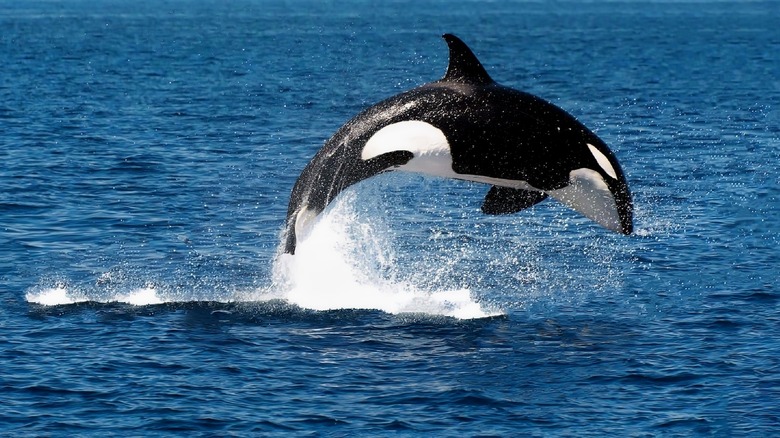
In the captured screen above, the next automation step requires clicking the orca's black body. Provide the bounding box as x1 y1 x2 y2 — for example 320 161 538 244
284 34 632 254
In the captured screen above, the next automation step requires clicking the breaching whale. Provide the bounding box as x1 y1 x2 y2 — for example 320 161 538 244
283 34 632 254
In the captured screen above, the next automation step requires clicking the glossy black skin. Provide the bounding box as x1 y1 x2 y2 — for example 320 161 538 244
283 34 632 254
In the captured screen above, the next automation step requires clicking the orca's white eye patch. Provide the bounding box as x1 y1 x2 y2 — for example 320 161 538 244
587 143 617 180
362 120 449 160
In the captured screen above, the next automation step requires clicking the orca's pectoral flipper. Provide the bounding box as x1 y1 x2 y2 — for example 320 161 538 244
481 186 548 215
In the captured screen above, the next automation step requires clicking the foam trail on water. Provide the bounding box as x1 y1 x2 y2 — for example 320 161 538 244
26 284 166 306
271 193 502 319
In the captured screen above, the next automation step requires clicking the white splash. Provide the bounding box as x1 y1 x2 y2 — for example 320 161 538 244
25 284 85 306
26 284 166 306
115 286 165 305
271 193 502 319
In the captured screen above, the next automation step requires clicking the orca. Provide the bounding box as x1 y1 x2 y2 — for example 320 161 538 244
283 34 632 254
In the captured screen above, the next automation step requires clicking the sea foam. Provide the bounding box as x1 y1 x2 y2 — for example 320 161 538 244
269 193 502 319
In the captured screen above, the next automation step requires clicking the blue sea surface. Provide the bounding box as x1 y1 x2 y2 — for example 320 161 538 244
2 0 779 435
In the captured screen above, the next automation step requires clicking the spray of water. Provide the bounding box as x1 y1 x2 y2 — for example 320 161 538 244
25 189 502 319
26 176 643 318
264 191 502 319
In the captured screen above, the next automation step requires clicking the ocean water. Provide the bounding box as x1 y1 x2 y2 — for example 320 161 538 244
2 0 779 435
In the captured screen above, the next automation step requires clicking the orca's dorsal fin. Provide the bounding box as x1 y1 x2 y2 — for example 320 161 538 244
442 34 493 85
